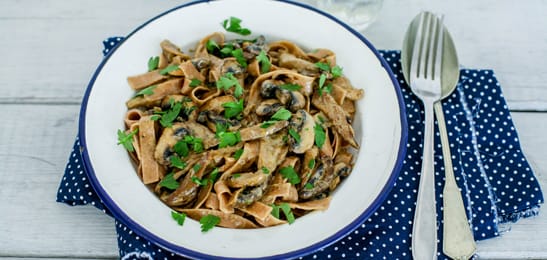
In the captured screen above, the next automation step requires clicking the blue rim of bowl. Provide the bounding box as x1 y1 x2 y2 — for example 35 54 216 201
79 0 408 259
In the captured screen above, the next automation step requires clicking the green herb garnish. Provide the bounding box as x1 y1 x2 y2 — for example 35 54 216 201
304 183 314 190
314 124 326 148
222 99 244 119
279 166 300 185
271 108 292 121
170 156 187 169
191 176 208 186
192 163 201 173
233 148 244 160
200 214 221 232
159 173 180 190
148 56 159 71
218 131 241 148
308 158 316 169
315 62 331 71
271 203 295 224
206 39 220 53
231 48 247 68
222 17 251 36
216 72 243 98
288 128 301 144
134 85 156 97
189 78 202 87
171 211 186 226
279 83 302 91
261 167 270 174
331 65 343 78
160 101 182 127
159 64 180 75
174 139 189 157
256 50 271 73
117 129 138 152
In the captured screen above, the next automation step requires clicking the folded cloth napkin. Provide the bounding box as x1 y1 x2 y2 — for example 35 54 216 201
57 37 543 260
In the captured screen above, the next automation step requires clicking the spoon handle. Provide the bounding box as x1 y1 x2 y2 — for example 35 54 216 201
412 100 438 260
435 102 477 260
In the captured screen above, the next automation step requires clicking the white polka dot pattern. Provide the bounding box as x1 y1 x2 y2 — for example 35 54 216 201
56 38 544 259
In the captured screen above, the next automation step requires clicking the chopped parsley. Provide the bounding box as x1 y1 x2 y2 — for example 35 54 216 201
134 85 156 97
192 163 202 173
271 108 292 121
270 203 295 224
288 128 301 144
218 131 241 148
314 124 326 148
222 99 244 119
148 56 159 71
171 211 186 226
174 139 189 157
315 62 331 71
304 183 314 190
261 167 270 174
308 158 316 169
279 166 300 185
206 39 220 53
216 72 243 98
279 83 302 91
189 78 202 87
117 129 138 152
222 17 251 36
159 173 180 190
191 176 208 186
159 64 180 75
233 148 244 160
170 156 187 169
331 65 343 78
200 214 221 232
231 48 247 68
159 101 182 127
256 50 271 73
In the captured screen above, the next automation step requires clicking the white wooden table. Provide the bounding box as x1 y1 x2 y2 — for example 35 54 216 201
1 0 546 259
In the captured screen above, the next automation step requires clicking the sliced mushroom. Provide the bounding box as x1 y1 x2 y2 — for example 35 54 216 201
154 122 217 165
288 110 315 154
232 180 269 208
298 156 335 200
164 156 208 206
255 99 283 116
260 80 279 98
275 88 306 112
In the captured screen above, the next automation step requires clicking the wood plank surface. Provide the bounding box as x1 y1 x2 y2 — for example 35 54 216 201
1 0 546 259
1 0 546 110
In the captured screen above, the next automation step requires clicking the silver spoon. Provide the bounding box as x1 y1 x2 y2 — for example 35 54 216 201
401 12 476 260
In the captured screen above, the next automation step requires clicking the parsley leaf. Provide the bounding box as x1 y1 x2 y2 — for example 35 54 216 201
117 129 138 152
271 203 295 224
160 101 182 127
260 121 275 128
279 83 302 91
209 168 220 183
189 78 202 87
271 108 292 121
171 211 186 226
222 17 252 36
233 148 244 160
222 99 244 119
279 166 301 185
331 65 343 78
170 156 187 169
288 128 301 144
220 43 234 57
315 62 331 71
206 39 219 53
184 135 204 153
216 72 244 98
261 167 270 174
280 203 295 224
304 183 314 190
148 56 159 71
159 64 180 75
318 73 327 94
231 48 247 68
256 50 271 73
191 176 208 186
192 163 201 173
215 123 228 137
200 214 221 232
314 124 326 148
218 131 241 148
308 158 316 169
174 140 189 157
134 85 156 97
159 173 180 190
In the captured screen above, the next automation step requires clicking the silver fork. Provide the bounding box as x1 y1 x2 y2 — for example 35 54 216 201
409 12 444 260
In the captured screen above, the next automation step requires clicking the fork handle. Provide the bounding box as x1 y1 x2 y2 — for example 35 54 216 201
412 99 438 260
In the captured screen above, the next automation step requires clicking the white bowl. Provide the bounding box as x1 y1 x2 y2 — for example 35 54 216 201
80 0 407 258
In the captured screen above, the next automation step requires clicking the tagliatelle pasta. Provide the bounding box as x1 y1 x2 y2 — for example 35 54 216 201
120 29 364 230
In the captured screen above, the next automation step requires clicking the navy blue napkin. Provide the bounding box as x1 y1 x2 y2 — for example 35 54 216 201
57 37 543 259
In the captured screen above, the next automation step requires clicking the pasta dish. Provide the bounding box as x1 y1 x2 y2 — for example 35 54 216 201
119 22 363 230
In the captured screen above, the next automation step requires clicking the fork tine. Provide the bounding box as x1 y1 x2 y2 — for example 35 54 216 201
433 15 445 81
409 12 425 81
418 12 432 79
425 14 438 80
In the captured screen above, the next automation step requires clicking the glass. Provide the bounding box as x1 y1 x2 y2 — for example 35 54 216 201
305 0 383 31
